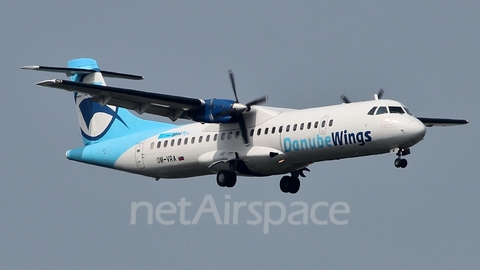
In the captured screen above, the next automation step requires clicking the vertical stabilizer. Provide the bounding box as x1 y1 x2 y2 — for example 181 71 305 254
68 58 166 145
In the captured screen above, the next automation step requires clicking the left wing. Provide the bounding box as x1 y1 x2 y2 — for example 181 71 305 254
36 79 205 121
21 65 144 80
417 117 469 127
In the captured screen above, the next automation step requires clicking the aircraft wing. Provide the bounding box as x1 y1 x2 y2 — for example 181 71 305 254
36 79 205 121
21 65 144 80
417 117 469 127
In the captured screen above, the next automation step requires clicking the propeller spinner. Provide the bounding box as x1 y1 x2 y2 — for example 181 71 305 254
221 70 268 145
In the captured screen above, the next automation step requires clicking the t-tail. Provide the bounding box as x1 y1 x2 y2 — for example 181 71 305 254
23 58 171 145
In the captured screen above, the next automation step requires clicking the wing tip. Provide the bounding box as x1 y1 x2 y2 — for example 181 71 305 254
21 65 40 70
36 79 62 86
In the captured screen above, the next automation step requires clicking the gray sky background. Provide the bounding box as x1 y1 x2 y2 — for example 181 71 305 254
1 1 478 269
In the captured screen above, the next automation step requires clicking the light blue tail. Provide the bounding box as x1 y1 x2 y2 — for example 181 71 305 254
68 58 172 145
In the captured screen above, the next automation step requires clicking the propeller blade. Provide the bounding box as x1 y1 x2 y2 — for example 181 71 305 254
378 88 384 99
341 94 351 103
245 96 268 107
228 70 239 102
237 114 249 145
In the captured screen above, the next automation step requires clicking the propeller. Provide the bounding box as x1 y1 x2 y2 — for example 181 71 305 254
341 89 385 103
340 94 351 104
375 88 384 100
229 70 239 102
220 70 268 145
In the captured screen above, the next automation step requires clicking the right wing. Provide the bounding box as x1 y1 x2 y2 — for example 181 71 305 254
417 117 469 127
36 79 205 121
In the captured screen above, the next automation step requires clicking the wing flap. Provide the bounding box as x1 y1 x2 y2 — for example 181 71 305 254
417 117 469 127
37 79 204 121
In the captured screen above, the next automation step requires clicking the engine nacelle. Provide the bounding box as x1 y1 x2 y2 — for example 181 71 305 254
187 98 238 123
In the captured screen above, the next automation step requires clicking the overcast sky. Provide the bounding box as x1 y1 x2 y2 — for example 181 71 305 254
1 1 478 269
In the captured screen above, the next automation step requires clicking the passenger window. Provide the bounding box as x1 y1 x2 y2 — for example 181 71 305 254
235 131 239 138
321 121 326 128
150 142 154 149
329 119 334 126
170 139 175 146
199 136 203 143
157 141 162 148
184 138 188 145
271 127 276 134
221 133 225 140
177 138 182 146
307 122 311 129
164 140 168 147
293 124 297 131
367 106 377 115
191 137 195 144
389 106 404 114
286 125 290 132
300 123 304 130
376 106 387 115
214 134 218 141
250 129 254 137
314 121 319 128
279 126 283 133
227 132 232 140
257 129 261 136
265 128 269 134
206 135 210 142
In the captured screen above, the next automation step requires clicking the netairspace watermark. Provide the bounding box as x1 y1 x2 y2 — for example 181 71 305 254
131 195 350 234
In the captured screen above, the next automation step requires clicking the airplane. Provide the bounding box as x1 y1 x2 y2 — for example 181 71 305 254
22 58 469 194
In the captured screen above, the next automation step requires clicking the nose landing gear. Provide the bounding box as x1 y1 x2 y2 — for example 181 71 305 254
394 148 410 168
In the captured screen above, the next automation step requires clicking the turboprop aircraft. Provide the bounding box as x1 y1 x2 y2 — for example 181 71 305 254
22 58 468 194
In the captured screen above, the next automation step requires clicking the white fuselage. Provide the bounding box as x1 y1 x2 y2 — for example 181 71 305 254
110 99 426 179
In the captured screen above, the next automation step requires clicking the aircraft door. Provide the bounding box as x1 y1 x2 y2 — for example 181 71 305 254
135 143 145 169
319 116 329 135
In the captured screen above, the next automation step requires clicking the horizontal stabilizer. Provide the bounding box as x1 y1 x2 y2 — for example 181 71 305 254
36 79 205 121
417 117 469 127
21 65 143 80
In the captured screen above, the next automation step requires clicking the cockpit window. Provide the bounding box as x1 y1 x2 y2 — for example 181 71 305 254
367 107 377 115
389 106 405 114
376 106 387 115
403 107 412 115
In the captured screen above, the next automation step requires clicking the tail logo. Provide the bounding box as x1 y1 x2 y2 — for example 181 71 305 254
75 93 129 141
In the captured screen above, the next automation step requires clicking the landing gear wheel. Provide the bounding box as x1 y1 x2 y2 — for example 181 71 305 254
280 176 291 193
217 170 228 187
394 158 402 168
216 170 237 188
394 158 408 168
279 176 300 194
290 178 300 194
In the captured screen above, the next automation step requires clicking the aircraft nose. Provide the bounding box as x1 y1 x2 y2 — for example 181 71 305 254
408 117 427 143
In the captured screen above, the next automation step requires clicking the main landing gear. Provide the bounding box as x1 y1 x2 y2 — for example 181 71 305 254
216 170 237 188
280 176 300 194
279 168 310 194
394 148 410 168
216 159 238 188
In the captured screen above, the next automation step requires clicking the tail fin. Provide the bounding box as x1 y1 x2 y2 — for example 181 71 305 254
68 58 168 145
